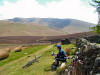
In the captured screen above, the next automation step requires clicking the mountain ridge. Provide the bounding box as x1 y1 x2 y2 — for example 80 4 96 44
8 17 95 33
0 17 95 36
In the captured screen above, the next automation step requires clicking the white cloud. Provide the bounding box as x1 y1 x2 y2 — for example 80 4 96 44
0 0 98 24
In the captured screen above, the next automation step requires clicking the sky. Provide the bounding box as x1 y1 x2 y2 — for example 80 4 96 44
0 0 98 24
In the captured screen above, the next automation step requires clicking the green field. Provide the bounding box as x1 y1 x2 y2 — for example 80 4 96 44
0 44 75 75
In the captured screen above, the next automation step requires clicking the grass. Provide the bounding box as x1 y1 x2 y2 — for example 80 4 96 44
53 44 76 55
97 43 100 45
0 44 18 49
0 44 75 75
0 45 48 66
0 44 29 49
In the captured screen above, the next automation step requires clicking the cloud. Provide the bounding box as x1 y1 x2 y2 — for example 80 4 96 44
0 0 98 24
36 0 62 5
0 0 19 6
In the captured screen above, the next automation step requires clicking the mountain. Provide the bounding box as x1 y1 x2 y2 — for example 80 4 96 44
8 18 95 33
62 19 95 33
0 21 67 36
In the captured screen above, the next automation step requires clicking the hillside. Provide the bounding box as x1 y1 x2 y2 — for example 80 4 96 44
62 19 93 33
0 21 67 36
0 44 74 75
0 32 94 44
8 18 95 33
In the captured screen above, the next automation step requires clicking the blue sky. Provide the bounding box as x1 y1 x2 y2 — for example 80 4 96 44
0 0 98 24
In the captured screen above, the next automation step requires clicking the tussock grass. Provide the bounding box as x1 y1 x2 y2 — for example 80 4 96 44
0 45 48 66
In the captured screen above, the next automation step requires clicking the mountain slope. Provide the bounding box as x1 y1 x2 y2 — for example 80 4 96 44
62 19 93 33
8 18 95 33
0 21 67 36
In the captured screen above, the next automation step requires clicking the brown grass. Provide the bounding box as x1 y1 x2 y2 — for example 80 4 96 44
0 48 11 60
13 46 22 52
21 47 28 50
65 48 70 53
0 21 66 36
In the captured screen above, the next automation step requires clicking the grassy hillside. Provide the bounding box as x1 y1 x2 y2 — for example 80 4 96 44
0 45 49 66
0 21 67 36
63 19 93 33
0 44 75 75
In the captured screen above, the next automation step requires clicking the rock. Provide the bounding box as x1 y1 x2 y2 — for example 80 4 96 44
75 38 100 75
